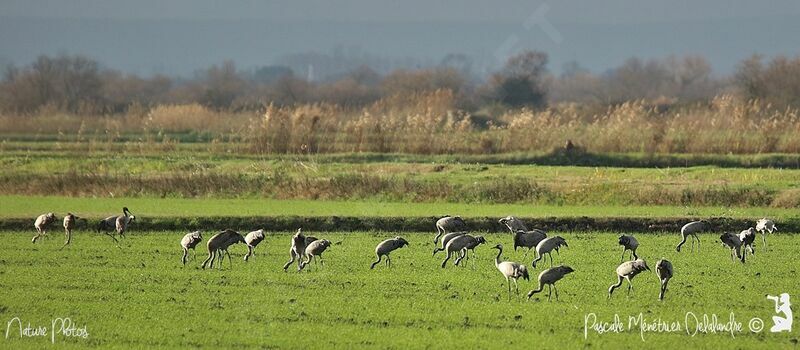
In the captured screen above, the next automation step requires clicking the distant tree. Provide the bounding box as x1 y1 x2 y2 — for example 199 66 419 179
381 68 465 96
198 60 247 110
733 54 800 107
347 65 382 86
100 71 172 113
0 54 103 114
440 53 474 78
667 55 717 101
488 50 549 108
270 76 313 105
735 55 767 101
560 61 589 79
252 65 294 85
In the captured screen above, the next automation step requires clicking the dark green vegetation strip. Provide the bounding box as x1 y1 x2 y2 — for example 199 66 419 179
4 141 800 168
3 215 797 233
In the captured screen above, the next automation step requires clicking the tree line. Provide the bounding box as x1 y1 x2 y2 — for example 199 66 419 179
1 51 799 115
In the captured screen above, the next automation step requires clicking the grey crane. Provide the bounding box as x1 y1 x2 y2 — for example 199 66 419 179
531 236 568 268
676 220 708 252
755 218 777 251
283 228 314 271
608 259 650 298
441 234 486 268
300 239 332 270
618 235 639 262
244 229 266 262
526 265 575 302
434 216 467 245
432 231 467 256
98 207 133 233
720 232 745 263
371 236 410 269
181 231 203 265
32 213 57 243
655 259 673 301
492 244 530 300
201 229 245 269
513 229 548 257
499 216 529 234
61 213 81 248
454 235 488 266
115 212 135 239
738 227 756 257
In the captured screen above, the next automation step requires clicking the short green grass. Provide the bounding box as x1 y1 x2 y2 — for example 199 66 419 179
2 195 798 220
1 230 797 349
4 151 800 190
4 150 800 207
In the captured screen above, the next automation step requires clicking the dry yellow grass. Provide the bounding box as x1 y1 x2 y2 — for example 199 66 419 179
2 92 799 155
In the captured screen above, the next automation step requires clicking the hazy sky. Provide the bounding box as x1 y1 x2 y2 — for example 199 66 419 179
2 1 800 77
3 0 800 22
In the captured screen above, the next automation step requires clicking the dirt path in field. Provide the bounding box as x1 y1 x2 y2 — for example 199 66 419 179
1 216 795 233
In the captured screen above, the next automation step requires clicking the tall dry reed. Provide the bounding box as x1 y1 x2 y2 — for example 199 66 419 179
2 93 799 155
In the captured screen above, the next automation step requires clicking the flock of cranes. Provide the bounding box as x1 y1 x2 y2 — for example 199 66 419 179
30 210 779 302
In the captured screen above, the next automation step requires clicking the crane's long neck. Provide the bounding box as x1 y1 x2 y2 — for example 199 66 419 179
494 247 502 267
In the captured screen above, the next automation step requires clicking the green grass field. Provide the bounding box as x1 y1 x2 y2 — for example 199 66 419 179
3 149 800 207
1 230 796 349
3 138 799 349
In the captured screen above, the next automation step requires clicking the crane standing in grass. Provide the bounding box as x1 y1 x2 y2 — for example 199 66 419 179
608 259 650 298
499 216 529 234
300 239 332 271
283 229 314 271
676 220 707 252
618 235 639 262
432 231 466 256
513 230 548 258
181 231 203 265
201 229 245 269
434 216 467 245
454 235 487 266
371 236 410 269
440 234 486 268
655 259 673 301
526 265 575 302
61 213 81 248
531 236 568 268
492 244 529 300
755 218 777 251
244 229 266 262
720 232 746 263
115 212 135 239
98 207 132 232
739 227 756 257
32 213 57 243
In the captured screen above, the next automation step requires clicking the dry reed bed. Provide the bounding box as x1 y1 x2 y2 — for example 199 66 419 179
1 92 799 155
